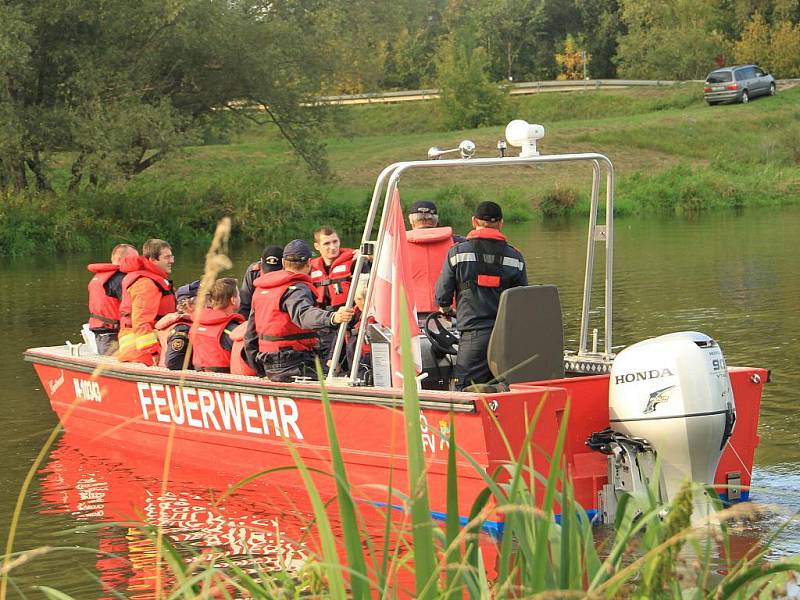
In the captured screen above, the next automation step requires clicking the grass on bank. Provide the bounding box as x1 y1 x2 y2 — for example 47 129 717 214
2 84 800 255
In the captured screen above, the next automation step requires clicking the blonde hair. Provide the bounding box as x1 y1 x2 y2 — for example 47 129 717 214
208 278 239 309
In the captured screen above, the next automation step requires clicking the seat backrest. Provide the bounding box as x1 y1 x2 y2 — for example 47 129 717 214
487 285 565 385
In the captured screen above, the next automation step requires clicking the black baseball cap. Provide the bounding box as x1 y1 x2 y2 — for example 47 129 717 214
474 201 503 222
260 245 283 272
283 239 313 261
176 280 200 302
409 200 438 216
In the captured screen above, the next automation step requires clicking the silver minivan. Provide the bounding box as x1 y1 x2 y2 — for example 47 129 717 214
703 65 776 105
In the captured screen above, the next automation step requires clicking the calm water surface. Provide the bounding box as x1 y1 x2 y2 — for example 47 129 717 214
2 208 799 596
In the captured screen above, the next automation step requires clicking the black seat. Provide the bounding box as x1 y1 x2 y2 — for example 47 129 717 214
486 285 565 385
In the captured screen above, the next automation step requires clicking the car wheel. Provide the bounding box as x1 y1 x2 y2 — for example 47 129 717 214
741 90 749 104
707 101 719 106
769 82 776 96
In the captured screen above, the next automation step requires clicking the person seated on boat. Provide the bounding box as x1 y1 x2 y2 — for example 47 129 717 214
237 244 283 319
346 275 374 383
189 278 245 373
406 200 465 317
87 243 139 355
434 201 527 390
245 239 355 382
155 280 199 370
310 226 361 371
117 239 177 365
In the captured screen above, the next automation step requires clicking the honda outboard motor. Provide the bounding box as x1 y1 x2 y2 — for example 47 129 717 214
601 332 736 521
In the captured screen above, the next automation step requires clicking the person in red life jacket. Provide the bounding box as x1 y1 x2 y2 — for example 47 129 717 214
87 243 139 355
245 239 355 382
309 226 359 368
229 321 256 376
434 201 527 390
117 239 176 365
405 200 466 316
155 280 199 370
189 278 244 373
238 245 283 319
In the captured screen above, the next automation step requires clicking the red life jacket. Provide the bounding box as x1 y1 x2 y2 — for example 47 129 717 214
253 270 319 353
155 312 193 368
229 322 256 376
309 247 355 308
406 226 455 313
189 308 244 372
118 256 176 329
87 263 122 330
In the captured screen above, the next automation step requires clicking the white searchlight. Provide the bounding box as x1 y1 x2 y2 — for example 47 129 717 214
504 119 545 157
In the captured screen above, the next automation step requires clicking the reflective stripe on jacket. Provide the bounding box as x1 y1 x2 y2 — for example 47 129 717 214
87 263 122 330
309 248 355 308
434 228 527 331
117 257 176 364
253 271 319 353
189 308 244 371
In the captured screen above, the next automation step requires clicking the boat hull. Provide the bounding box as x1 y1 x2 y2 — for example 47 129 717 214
26 346 766 526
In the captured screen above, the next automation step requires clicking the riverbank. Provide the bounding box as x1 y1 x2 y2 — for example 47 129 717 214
1 84 798 255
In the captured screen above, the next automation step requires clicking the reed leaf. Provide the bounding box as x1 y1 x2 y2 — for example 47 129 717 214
287 443 348 600
444 413 462 599
316 363 371 600
397 294 437 599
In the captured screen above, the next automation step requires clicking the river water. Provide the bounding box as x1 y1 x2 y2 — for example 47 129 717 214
2 208 799 596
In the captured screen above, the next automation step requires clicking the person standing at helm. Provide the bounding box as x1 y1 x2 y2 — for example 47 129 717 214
117 239 176 365
189 278 244 373
309 226 358 368
246 240 354 382
406 200 464 315
87 243 139 355
238 245 283 319
434 201 527 390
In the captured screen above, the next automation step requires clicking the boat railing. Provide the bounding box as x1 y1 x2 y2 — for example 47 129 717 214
327 128 616 386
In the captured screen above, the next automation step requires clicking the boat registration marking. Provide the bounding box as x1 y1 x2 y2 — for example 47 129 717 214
73 377 102 403
136 382 304 440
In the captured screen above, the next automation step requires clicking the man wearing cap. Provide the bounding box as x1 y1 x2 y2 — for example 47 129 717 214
238 245 283 319
407 200 466 314
434 201 527 390
155 280 199 370
245 240 355 382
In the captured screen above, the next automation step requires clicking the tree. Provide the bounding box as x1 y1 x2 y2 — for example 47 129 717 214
0 0 336 192
615 0 732 79
555 34 590 80
575 0 622 78
769 20 800 77
734 11 773 66
435 31 509 130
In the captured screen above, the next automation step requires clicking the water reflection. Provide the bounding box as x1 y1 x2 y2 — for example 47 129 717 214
38 433 315 597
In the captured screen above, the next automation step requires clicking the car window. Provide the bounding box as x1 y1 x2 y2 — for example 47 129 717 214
707 71 732 83
735 69 750 81
754 67 765 76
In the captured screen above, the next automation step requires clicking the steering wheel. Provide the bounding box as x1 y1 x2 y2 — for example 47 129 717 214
424 312 459 356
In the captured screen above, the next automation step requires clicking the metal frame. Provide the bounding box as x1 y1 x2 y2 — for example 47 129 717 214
326 151 616 385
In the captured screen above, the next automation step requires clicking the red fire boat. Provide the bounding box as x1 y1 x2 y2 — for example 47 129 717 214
26 120 766 532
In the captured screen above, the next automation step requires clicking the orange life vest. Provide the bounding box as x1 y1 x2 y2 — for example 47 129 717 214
229 322 257 376
119 258 176 329
252 271 319 353
406 226 454 313
309 248 355 308
87 263 122 330
189 308 244 372
155 312 193 368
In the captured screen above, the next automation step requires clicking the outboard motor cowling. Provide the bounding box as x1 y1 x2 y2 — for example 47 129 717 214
607 332 736 518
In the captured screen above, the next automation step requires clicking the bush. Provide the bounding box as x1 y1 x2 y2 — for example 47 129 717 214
538 186 579 218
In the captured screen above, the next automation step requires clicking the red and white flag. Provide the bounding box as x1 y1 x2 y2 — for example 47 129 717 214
373 189 421 387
